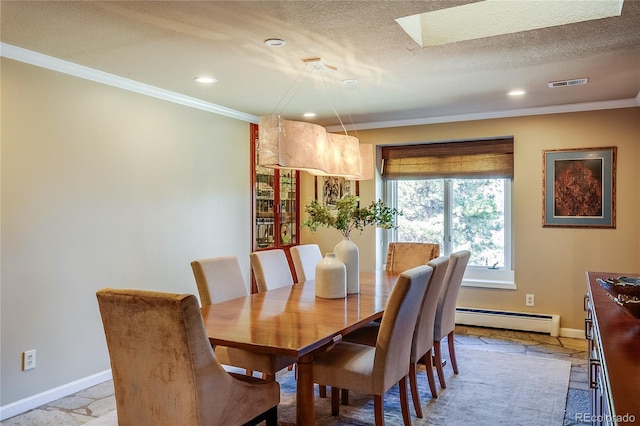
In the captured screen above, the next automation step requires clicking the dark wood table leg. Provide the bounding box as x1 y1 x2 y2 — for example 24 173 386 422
296 354 315 425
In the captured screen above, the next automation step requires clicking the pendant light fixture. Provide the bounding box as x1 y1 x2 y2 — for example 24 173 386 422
257 58 373 180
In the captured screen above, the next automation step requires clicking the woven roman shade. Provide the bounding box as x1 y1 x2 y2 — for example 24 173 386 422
381 137 514 180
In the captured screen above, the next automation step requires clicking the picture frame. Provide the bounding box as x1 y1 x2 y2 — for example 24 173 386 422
542 147 616 228
315 176 359 206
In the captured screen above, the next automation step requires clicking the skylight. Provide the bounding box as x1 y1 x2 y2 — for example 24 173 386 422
395 0 624 47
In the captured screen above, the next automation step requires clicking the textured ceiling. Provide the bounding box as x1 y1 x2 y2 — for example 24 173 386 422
1 1 639 129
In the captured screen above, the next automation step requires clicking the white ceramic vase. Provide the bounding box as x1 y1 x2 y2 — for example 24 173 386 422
334 236 359 294
315 253 346 299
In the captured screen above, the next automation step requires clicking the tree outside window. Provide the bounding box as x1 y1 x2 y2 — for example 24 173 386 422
395 178 506 268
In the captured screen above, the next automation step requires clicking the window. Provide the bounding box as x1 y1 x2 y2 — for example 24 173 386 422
381 137 515 289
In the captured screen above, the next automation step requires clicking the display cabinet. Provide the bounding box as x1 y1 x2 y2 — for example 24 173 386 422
250 123 300 286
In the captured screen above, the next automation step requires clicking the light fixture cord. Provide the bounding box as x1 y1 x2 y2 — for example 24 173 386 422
271 65 314 116
319 71 349 135
322 69 359 139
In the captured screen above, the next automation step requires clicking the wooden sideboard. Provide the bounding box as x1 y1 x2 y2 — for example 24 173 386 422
585 271 639 426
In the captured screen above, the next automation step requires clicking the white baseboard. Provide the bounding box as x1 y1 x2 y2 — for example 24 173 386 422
455 307 561 337
560 328 585 339
0 370 112 421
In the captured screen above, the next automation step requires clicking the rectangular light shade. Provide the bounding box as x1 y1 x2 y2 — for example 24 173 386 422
311 133 361 178
355 143 375 181
258 115 374 180
258 115 327 174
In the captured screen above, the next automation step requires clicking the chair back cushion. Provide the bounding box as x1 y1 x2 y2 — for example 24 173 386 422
290 244 322 282
410 256 450 363
373 265 433 393
434 250 471 340
191 256 248 305
385 242 440 273
250 249 294 292
97 288 280 425
97 289 224 425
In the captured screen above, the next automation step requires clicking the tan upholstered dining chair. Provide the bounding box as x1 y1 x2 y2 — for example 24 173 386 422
290 244 322 282
96 288 280 426
385 242 440 273
190 256 295 381
342 256 450 418
250 249 294 292
433 250 471 389
312 265 433 426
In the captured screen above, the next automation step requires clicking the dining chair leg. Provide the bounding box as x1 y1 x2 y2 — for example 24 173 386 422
434 340 447 389
373 394 385 426
264 406 278 426
331 387 340 416
319 384 327 398
341 388 349 405
424 349 438 398
448 331 459 374
409 363 423 418
399 376 411 426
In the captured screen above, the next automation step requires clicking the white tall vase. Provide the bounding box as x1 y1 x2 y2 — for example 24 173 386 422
315 253 346 299
334 236 359 294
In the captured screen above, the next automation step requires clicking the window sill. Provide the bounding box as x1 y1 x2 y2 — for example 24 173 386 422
462 278 517 290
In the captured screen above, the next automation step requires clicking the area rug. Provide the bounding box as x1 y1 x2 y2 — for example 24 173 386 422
84 345 570 426
277 346 571 426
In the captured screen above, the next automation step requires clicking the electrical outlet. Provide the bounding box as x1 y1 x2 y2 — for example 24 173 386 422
525 294 535 307
22 349 36 371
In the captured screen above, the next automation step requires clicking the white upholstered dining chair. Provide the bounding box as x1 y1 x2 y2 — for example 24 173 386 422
96 288 280 426
250 249 294 292
312 265 433 426
290 244 322 282
433 250 471 389
190 256 295 381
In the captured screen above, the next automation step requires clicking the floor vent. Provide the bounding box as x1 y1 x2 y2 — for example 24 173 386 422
455 307 560 337
548 78 588 88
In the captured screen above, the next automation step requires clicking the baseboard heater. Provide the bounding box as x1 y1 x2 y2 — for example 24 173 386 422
455 307 560 337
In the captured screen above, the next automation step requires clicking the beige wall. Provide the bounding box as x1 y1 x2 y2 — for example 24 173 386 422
1 58 252 405
2 55 639 410
302 108 640 333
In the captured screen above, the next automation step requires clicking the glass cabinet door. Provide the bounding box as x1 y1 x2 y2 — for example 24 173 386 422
252 123 299 252
255 165 275 249
279 169 297 246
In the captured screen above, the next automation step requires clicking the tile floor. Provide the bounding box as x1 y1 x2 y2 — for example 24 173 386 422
1 325 590 425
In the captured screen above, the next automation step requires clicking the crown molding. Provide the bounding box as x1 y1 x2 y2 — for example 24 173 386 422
328 96 640 132
3 43 637 131
0 43 258 123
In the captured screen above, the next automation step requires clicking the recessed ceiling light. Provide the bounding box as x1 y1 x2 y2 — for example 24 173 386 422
507 90 526 96
194 76 217 84
264 38 286 47
303 112 317 118
342 79 358 86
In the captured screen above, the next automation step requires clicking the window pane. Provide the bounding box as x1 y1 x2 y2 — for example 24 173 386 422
397 180 444 247
451 179 505 268
394 178 506 269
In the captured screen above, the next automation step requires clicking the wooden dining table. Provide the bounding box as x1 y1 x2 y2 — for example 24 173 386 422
200 270 400 425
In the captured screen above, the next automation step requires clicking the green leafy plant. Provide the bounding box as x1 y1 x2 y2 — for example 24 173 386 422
303 195 401 238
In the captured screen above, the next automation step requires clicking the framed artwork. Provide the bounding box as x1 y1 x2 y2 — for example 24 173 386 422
542 147 616 228
315 176 359 206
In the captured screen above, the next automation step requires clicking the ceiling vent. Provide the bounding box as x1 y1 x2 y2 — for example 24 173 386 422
548 78 589 88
